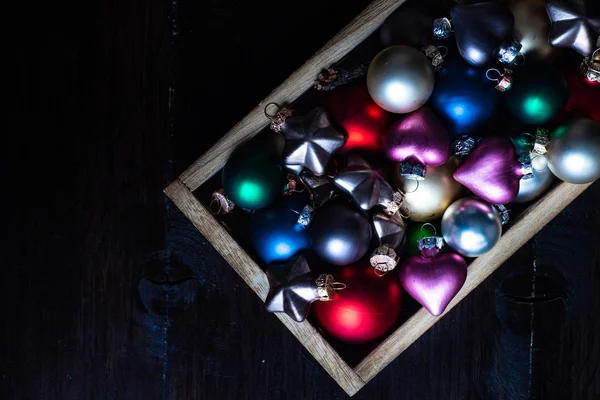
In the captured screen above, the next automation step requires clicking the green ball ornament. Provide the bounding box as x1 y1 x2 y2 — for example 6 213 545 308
505 66 568 126
222 150 284 210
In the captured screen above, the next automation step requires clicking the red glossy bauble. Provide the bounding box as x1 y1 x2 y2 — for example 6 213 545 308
311 263 403 344
562 67 600 122
326 82 389 152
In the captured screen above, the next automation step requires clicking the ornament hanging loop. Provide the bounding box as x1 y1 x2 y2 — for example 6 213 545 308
486 68 513 92
264 103 293 132
420 222 437 237
210 189 235 215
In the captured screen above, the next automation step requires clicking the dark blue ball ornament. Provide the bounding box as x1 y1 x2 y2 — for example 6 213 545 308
430 58 502 137
250 202 310 264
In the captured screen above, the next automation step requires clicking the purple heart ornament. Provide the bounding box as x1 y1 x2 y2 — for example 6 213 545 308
454 136 524 204
398 252 467 316
385 107 451 177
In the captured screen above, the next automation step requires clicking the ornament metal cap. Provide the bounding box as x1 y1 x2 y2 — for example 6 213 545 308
384 190 406 216
493 204 510 226
532 128 550 155
518 153 534 179
210 189 235 214
265 103 293 133
417 223 444 258
486 68 513 92
296 205 314 228
497 39 524 65
433 17 453 40
422 45 447 72
369 245 398 274
452 137 477 156
399 161 426 181
580 48 599 83
316 273 345 301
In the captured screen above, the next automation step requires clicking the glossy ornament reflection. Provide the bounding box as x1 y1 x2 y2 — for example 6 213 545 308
309 203 372 266
311 263 403 344
442 197 502 258
547 118 600 184
392 157 463 222
367 45 435 114
222 150 284 210
513 160 556 203
505 65 569 126
250 203 310 263
430 58 501 136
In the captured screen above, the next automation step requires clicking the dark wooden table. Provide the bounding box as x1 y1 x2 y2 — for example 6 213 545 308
4 0 599 399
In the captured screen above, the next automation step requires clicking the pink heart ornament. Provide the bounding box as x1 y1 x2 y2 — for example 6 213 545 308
453 136 524 204
398 252 467 316
385 107 451 169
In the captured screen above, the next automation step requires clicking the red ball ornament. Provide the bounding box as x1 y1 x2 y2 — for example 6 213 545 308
561 67 600 122
326 82 389 152
311 263 403 344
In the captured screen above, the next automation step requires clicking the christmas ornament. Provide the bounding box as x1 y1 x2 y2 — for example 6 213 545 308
315 63 370 91
398 230 467 316
580 46 599 83
311 263 403 343
454 136 530 205
385 107 452 180
370 213 407 274
405 222 441 257
380 7 435 47
508 0 558 62
504 65 569 126
546 0 600 57
562 66 600 121
485 68 514 92
326 83 388 152
298 170 337 208
547 118 600 184
513 161 556 203
451 1 514 67
442 197 503 258
309 203 372 266
372 212 407 250
222 149 284 210
250 202 311 264
265 255 345 322
366 45 436 114
333 155 398 213
268 106 346 175
392 156 463 222
430 58 502 136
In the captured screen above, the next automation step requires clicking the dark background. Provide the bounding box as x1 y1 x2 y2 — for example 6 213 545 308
4 0 599 399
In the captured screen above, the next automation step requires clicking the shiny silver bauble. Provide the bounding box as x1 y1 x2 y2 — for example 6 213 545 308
547 118 600 184
441 197 502 258
367 45 435 114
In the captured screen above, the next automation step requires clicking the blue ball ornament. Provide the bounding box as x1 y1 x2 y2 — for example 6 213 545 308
430 58 502 137
250 202 310 264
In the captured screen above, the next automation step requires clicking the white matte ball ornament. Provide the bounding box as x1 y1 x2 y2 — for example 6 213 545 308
367 45 435 114
442 197 502 258
547 118 600 184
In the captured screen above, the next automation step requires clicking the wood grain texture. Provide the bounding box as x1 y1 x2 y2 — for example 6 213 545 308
164 179 366 395
354 181 593 382
179 0 408 191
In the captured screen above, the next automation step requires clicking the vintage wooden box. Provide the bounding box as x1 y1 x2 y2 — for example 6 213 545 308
164 0 594 395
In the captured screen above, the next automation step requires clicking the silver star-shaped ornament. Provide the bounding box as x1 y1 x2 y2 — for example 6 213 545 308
334 155 396 211
373 213 407 250
546 0 600 56
281 107 346 176
264 255 322 322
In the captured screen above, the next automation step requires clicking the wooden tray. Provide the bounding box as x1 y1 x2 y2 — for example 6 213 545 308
165 0 594 395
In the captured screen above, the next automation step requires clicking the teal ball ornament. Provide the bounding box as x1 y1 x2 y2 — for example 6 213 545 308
222 150 285 210
505 65 569 126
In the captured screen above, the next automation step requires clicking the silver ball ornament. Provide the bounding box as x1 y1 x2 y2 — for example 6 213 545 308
442 197 502 257
367 45 435 114
547 118 600 184
309 203 372 266
513 156 556 203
